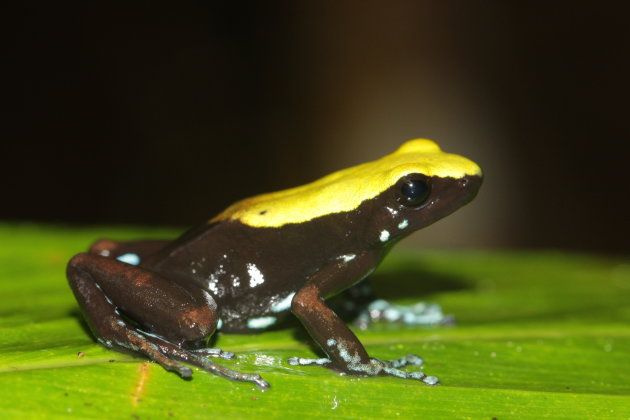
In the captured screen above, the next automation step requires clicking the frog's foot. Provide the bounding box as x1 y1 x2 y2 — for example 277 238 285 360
98 333 194 378
287 356 332 367
105 328 269 391
384 353 424 369
353 299 455 330
287 354 438 386
350 356 439 386
189 347 236 360
167 344 270 391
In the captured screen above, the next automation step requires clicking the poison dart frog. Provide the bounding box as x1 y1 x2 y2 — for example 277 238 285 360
67 139 482 390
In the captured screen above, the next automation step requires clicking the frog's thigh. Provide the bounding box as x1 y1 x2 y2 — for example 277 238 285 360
89 239 171 261
67 253 217 344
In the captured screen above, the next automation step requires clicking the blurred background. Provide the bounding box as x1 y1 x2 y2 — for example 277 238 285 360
6 2 629 253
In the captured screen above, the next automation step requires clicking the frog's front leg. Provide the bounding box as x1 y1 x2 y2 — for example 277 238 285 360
67 253 269 390
289 252 438 386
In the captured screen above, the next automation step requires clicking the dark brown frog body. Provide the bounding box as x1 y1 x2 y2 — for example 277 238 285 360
67 139 482 390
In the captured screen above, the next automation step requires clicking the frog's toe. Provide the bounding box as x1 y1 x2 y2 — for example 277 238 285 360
401 370 439 385
190 347 236 360
382 364 439 385
126 338 193 378
250 374 271 391
422 375 439 385
386 353 424 368
171 364 193 378
287 356 331 367
365 356 438 385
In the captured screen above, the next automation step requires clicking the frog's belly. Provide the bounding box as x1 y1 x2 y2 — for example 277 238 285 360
194 263 306 333
215 293 296 333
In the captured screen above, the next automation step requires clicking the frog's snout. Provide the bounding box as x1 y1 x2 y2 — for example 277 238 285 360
458 174 483 204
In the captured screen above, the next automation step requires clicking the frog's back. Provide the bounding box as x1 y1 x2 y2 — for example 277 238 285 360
210 139 480 229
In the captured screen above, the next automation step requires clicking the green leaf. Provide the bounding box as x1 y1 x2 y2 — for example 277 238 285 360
1 223 629 419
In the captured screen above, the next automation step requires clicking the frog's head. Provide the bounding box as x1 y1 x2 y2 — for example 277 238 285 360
362 139 482 244
212 139 482 234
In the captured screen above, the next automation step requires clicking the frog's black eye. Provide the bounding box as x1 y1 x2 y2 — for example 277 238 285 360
397 178 430 207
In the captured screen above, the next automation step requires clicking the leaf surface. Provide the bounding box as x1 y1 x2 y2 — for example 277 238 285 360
0 223 628 419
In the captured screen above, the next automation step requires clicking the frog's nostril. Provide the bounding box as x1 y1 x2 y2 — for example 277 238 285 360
458 178 469 188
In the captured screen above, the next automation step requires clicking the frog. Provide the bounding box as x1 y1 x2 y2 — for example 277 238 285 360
67 138 482 391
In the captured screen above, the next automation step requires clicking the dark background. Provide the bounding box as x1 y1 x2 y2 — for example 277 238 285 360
6 2 630 253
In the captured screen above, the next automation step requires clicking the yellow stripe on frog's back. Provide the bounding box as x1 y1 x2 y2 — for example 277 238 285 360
210 139 482 228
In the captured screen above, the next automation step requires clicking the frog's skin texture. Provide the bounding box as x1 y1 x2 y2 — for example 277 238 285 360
67 139 482 391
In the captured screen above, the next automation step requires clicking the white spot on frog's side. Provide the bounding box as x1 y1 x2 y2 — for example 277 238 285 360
338 254 356 263
379 230 390 242
386 207 398 216
201 290 217 310
116 253 140 266
99 249 110 257
247 316 277 329
247 263 265 287
270 292 295 313
217 318 223 330
232 276 240 287
207 275 221 296
327 338 337 347
205 265 227 296
398 219 409 230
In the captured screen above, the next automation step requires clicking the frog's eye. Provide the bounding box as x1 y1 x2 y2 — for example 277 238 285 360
397 177 430 207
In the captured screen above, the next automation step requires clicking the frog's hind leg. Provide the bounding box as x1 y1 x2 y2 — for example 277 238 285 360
67 253 270 390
